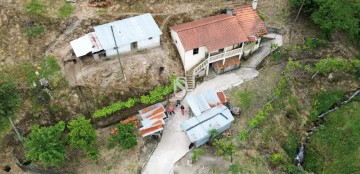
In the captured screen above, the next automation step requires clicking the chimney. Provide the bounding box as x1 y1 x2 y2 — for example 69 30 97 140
226 9 234 16
252 0 258 10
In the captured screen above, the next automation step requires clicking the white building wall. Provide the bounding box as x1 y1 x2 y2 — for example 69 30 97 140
170 30 186 63
184 46 208 72
105 44 131 57
137 35 161 49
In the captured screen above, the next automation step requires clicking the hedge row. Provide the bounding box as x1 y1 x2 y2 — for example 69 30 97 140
92 77 176 119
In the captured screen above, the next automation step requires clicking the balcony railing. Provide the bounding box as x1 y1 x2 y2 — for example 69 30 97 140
208 47 242 63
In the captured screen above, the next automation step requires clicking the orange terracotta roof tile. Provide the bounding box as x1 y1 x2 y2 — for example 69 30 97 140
234 5 267 37
171 5 267 52
145 107 165 119
140 124 163 137
148 113 166 120
171 14 248 52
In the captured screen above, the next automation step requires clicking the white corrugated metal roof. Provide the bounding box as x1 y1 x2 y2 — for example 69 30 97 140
94 13 162 50
70 35 93 57
180 104 234 144
186 89 222 116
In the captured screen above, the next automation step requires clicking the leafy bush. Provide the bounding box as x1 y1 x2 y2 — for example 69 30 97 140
213 138 236 162
249 103 273 128
209 129 219 139
22 25 44 38
229 162 241 174
93 77 176 118
310 90 344 120
270 153 283 164
0 82 21 119
67 116 99 160
108 123 137 149
191 149 205 163
24 121 66 167
59 3 74 18
308 58 360 75
305 37 328 49
258 12 267 21
25 0 46 18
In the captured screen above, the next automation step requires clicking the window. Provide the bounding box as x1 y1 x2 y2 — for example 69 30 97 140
219 48 224 52
193 48 199 55
233 43 242 49
148 37 153 40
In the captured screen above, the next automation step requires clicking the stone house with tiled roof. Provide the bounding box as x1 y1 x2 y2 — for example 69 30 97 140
170 5 267 91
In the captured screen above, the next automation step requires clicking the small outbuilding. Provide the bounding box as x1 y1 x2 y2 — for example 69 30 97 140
138 103 167 137
181 89 234 148
70 13 162 60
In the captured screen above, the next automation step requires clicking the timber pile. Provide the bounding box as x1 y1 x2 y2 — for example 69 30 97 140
88 0 112 7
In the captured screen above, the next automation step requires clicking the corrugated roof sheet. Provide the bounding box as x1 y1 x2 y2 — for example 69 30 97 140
171 14 248 52
180 105 234 143
186 89 227 116
94 13 162 50
70 35 93 57
138 102 166 137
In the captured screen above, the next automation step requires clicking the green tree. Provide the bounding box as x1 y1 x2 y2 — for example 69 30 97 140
290 0 360 46
109 123 137 149
0 82 21 119
213 138 236 162
24 121 66 167
67 116 99 160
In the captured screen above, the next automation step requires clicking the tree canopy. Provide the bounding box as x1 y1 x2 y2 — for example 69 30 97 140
24 121 66 167
67 116 99 160
0 82 21 118
290 0 360 46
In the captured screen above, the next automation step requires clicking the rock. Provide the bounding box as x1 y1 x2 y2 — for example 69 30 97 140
231 107 242 116
142 61 147 65
101 70 112 78
328 73 333 80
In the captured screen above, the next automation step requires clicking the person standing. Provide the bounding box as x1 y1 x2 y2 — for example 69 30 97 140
168 105 175 115
176 99 181 107
180 105 185 115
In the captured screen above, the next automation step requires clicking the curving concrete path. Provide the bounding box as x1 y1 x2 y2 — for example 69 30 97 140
142 33 283 174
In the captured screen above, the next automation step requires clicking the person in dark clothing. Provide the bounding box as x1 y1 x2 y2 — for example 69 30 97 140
176 99 181 107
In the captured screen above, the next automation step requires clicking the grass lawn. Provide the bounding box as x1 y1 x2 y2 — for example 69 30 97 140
304 101 360 173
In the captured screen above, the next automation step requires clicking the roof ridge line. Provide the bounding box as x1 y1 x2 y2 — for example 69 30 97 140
176 15 236 32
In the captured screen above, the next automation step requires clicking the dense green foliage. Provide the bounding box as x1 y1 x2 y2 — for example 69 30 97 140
67 116 99 160
304 102 360 173
22 25 44 38
109 123 137 149
310 90 344 120
59 3 74 18
213 138 235 162
290 0 360 46
307 58 360 75
93 77 176 118
24 121 66 167
0 82 21 119
191 149 205 163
